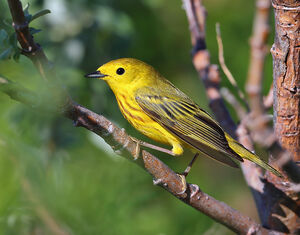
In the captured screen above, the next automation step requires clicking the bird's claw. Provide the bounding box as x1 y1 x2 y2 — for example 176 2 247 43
190 184 200 198
129 136 141 160
176 174 187 195
153 178 163 185
175 174 199 197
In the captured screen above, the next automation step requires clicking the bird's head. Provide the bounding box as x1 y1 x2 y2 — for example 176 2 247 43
85 58 158 89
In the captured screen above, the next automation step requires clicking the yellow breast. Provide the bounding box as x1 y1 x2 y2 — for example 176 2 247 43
115 92 179 145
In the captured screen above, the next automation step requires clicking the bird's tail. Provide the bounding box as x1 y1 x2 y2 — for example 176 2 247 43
225 134 282 177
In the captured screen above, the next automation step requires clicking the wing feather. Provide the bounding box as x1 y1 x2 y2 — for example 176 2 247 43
135 87 243 167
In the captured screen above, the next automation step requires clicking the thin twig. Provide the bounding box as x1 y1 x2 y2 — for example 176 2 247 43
244 0 274 148
263 83 273 109
215 23 249 111
241 3 274 218
7 0 57 82
246 0 270 117
236 122 267 224
220 87 247 119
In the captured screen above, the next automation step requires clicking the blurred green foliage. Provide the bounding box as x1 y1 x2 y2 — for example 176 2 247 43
0 0 275 234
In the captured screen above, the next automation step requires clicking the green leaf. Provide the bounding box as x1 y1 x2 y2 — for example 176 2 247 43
23 3 32 23
31 9 51 22
23 3 51 23
0 30 20 61
23 3 30 12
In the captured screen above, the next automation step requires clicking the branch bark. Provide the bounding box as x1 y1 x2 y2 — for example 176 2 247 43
245 0 275 147
242 0 275 225
246 0 270 118
271 0 300 161
269 0 300 232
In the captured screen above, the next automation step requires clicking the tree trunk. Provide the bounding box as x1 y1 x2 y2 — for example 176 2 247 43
270 0 300 233
271 0 300 160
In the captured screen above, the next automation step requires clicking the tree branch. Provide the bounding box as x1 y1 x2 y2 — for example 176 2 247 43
269 1 300 231
220 87 247 119
246 0 270 117
216 23 249 110
7 0 56 82
263 83 274 109
271 0 300 161
240 0 275 224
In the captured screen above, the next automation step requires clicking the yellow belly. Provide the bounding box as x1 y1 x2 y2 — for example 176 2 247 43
116 94 183 155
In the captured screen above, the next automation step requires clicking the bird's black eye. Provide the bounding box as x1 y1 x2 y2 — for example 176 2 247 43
116 67 125 75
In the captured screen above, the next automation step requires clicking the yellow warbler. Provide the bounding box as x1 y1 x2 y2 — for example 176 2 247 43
86 58 281 177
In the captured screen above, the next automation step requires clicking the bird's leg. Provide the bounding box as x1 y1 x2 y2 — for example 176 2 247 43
129 136 175 159
182 153 199 177
139 141 175 156
175 153 200 195
129 136 141 160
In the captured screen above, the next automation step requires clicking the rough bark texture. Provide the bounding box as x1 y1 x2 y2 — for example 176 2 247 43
270 0 300 233
271 0 300 160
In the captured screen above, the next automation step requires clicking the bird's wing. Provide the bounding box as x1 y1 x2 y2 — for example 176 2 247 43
135 86 243 168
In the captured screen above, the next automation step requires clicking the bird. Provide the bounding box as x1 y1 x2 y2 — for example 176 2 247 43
85 58 282 177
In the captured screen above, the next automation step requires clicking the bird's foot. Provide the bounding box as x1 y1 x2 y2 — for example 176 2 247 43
129 136 141 160
189 184 200 198
175 175 200 197
176 174 187 195
175 153 199 195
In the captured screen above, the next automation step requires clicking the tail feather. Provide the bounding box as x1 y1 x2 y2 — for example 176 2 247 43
225 134 282 177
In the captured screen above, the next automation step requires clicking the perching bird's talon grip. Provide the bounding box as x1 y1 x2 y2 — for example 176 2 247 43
153 178 163 185
176 174 187 195
129 136 141 160
134 143 140 160
190 184 200 198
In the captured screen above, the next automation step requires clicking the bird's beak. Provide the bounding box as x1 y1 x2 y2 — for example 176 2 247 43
85 70 108 79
